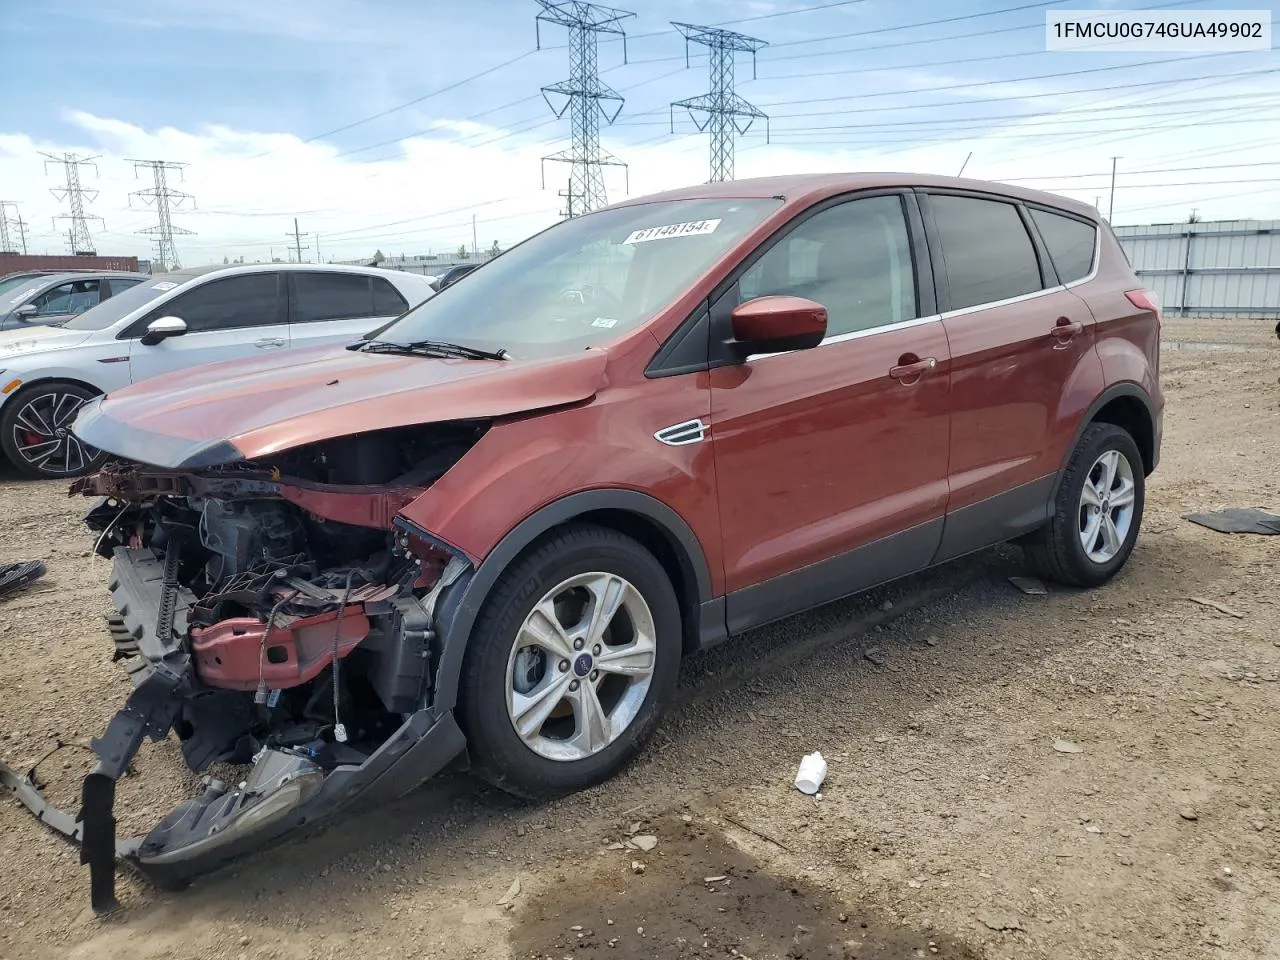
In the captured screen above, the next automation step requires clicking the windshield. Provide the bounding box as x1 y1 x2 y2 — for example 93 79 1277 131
60 275 186 330
1 276 46 306
372 198 781 359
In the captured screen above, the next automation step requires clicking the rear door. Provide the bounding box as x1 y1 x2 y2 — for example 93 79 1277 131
125 272 289 383
287 271 409 348
920 190 1101 560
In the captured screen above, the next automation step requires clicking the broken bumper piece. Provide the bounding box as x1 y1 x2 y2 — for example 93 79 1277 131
0 547 469 915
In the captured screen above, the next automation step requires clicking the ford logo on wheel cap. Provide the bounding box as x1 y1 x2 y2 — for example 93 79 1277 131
573 653 593 677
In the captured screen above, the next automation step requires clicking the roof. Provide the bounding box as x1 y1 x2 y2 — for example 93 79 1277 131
607 172 1098 220
15 270 151 286
152 262 437 284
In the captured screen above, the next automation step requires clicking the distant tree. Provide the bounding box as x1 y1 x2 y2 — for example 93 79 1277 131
1188 209 1201 223
222 256 229 264
457 244 469 260
373 249 386 264
489 240 501 257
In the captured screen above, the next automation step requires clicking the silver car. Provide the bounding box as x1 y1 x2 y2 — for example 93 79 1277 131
0 271 151 331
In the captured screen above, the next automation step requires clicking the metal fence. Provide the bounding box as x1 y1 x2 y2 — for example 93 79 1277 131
1112 219 1280 318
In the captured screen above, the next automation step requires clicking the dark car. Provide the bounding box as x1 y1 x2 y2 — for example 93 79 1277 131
429 262 481 291
0 271 150 331
8 172 1162 911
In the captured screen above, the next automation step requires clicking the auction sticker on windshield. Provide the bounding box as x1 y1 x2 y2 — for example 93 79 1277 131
623 218 722 245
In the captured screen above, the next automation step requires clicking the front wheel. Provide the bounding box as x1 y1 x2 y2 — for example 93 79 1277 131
0 380 105 480
458 523 682 800
1024 422 1146 587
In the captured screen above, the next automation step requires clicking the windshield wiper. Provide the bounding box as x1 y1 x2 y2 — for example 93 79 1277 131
353 339 510 361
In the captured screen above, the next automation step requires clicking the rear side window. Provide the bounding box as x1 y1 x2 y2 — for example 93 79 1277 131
372 276 410 315
929 195 1044 311
1030 208 1097 284
293 273 374 323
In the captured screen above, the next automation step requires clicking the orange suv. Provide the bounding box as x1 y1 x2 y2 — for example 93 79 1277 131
14 173 1163 908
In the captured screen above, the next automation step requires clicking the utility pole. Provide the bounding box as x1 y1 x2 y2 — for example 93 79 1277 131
0 201 18 254
1107 156 1121 222
13 213 28 255
536 0 634 217
670 21 769 183
471 214 478 257
41 152 104 254
287 218 309 263
315 233 322 263
127 158 196 272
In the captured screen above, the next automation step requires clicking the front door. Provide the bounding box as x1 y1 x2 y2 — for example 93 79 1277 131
126 272 290 384
709 193 952 634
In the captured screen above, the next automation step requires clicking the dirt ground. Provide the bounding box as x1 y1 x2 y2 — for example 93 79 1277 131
1 315 1277 960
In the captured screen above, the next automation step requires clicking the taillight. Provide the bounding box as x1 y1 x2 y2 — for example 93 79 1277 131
1125 288 1162 326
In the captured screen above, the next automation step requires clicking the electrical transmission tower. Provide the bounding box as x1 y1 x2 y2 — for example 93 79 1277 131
127 159 196 272
41 152 105 254
670 22 769 183
535 0 634 217
0 201 24 254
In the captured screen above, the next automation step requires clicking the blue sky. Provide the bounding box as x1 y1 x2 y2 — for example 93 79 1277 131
2 0 1277 262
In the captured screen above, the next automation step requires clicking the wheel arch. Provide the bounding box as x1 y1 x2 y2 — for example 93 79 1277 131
1050 383 1156 502
426 488 721 716
2 375 105 410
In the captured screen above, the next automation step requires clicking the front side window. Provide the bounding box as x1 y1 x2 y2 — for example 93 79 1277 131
149 273 280 333
372 198 781 360
1030 208 1097 284
929 195 1045 311
33 279 102 315
738 194 918 337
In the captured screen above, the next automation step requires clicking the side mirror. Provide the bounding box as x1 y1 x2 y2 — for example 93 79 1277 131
14 304 38 320
140 316 187 346
730 295 827 357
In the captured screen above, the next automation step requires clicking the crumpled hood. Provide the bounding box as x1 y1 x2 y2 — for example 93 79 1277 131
0 324 94 360
72 342 609 468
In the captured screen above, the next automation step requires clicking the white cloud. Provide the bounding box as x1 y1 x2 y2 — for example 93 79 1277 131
3 88 1277 267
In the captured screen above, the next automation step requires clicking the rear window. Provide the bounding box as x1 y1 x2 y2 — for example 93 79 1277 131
929 194 1045 311
1030 208 1097 284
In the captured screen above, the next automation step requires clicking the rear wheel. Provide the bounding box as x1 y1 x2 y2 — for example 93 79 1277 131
1024 422 1145 587
0 380 105 480
458 523 681 800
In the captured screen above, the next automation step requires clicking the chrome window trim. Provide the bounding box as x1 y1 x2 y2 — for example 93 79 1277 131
747 312 944 364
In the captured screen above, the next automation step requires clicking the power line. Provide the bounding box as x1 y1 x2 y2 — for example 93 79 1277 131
670 22 768 182
535 0 635 217
127 158 196 271
41 152 104 254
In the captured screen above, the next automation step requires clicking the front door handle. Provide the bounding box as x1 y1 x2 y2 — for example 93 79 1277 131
1051 317 1084 347
254 337 287 349
889 356 937 382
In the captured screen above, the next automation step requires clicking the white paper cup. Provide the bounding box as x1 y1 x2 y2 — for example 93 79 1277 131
794 751 827 795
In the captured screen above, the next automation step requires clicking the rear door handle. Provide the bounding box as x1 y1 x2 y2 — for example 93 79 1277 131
889 357 937 381
254 337 287 349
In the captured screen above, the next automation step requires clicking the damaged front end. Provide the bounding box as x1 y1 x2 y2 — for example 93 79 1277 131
2 425 484 913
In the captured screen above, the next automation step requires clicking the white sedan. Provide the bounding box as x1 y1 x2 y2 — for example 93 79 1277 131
0 262 435 479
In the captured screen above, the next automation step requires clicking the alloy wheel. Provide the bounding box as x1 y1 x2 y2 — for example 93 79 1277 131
9 390 100 476
505 571 658 762
1078 448 1136 564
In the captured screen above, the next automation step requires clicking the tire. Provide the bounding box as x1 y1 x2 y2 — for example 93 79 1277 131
0 380 105 480
458 523 682 800
1024 422 1145 587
